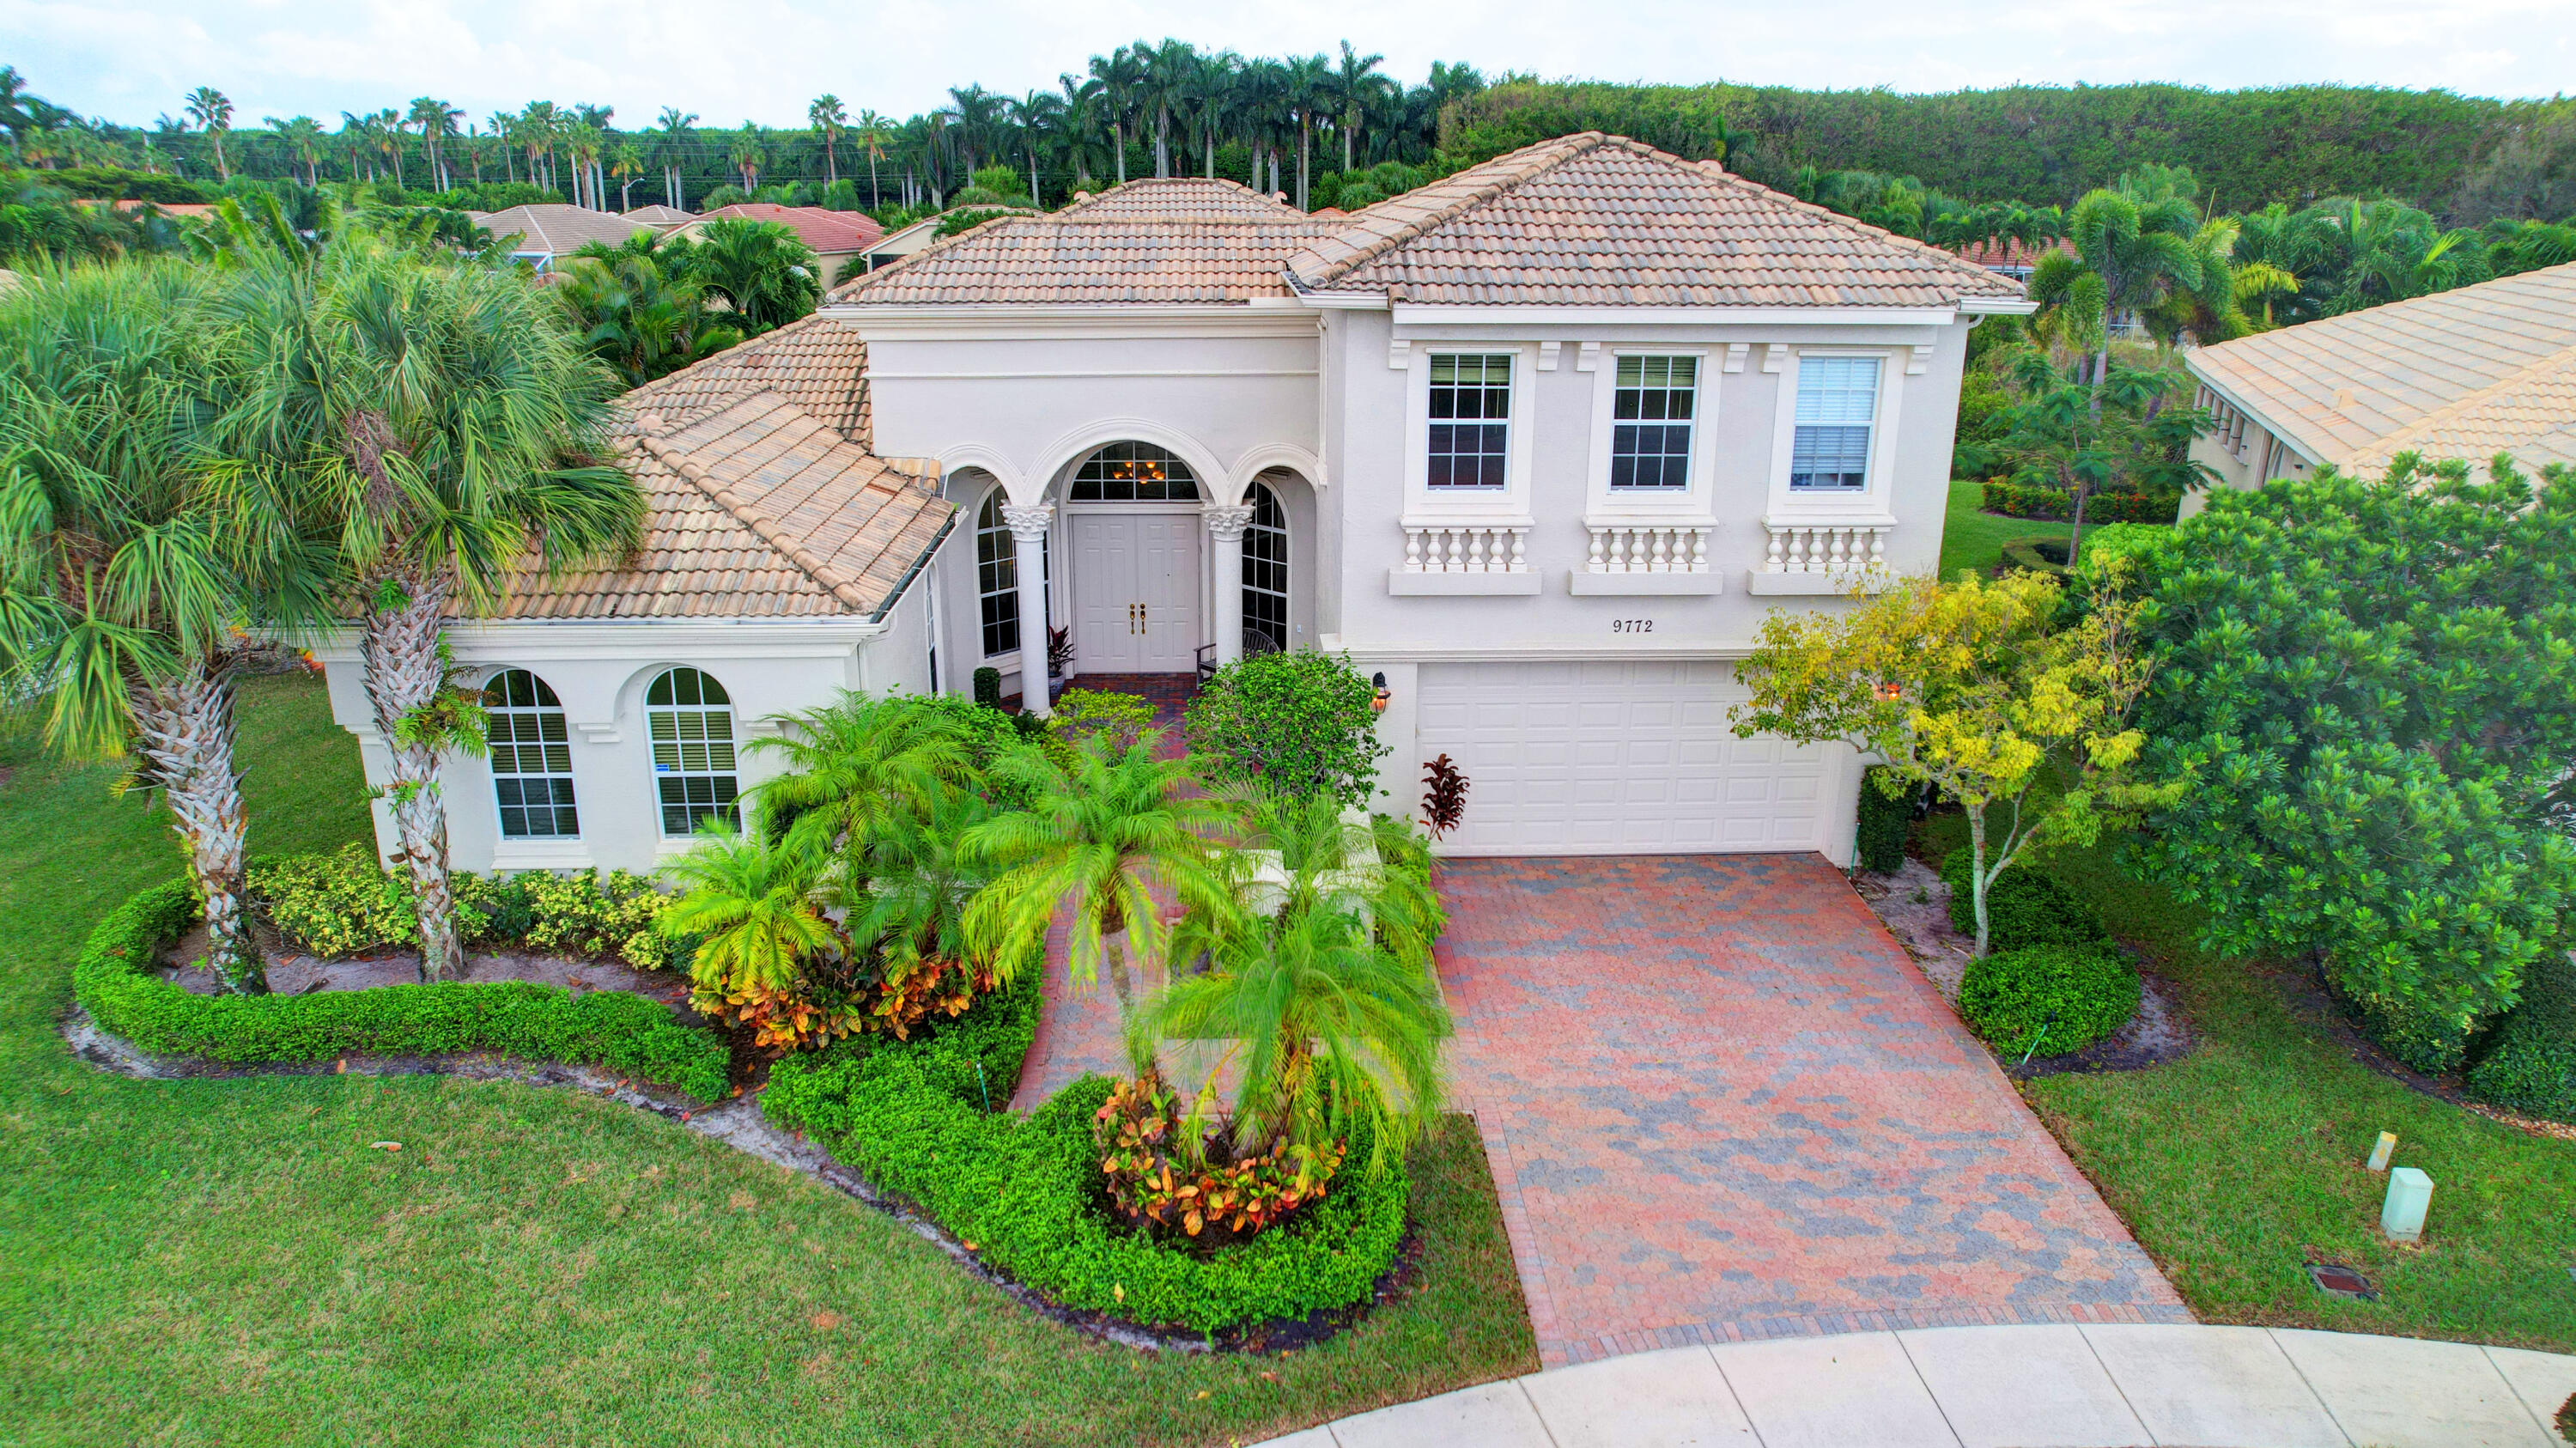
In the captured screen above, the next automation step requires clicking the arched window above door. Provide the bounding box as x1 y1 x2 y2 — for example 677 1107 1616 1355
1067 441 1200 502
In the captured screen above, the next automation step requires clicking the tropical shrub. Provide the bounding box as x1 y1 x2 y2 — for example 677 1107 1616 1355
2136 458 2576 1072
1184 650 1388 809
1855 767 1917 873
1981 478 2181 525
1048 688 1155 751
74 879 728 1099
1419 754 1468 840
972 666 1002 709
1941 849 2110 952
2467 952 2576 1123
1094 1073 1344 1248
1959 942 2142 1057
248 846 681 969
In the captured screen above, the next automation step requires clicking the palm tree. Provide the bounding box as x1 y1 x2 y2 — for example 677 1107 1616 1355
660 824 836 995
962 730 1236 1040
656 107 697 210
566 124 605 210
945 84 1005 175
1327 41 1388 173
682 216 819 333
1235 58 1290 195
1177 50 1240 179
267 114 324 185
1088 45 1145 185
1137 39 1202 179
209 247 643 981
808 94 847 188
0 262 327 992
726 124 764 193
574 104 614 208
552 239 740 384
369 106 406 190
2028 187 2203 400
183 86 234 180
1004 90 1062 206
406 98 461 192
1285 53 1330 210
750 691 974 857
519 100 559 194
1052 78 1113 192
846 786 999 990
609 141 644 210
852 108 890 210
486 111 518 183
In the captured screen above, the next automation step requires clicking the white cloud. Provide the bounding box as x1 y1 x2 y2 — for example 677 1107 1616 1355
4 0 2570 127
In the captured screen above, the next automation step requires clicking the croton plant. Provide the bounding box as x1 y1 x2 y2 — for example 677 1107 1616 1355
1093 1072 1344 1247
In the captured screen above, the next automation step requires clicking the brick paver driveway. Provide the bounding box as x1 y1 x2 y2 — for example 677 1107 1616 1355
1439 855 2188 1367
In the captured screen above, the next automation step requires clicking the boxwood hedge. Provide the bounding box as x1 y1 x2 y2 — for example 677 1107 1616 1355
1959 942 2142 1057
73 879 731 1101
2468 952 2576 1123
762 970 1408 1334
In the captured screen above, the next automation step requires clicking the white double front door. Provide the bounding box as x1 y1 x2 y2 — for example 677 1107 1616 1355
1070 508 1202 673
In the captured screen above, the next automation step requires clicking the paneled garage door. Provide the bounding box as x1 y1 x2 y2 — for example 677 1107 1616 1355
1415 660 1839 855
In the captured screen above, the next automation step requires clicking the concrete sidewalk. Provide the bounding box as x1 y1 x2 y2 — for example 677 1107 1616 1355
1254 1324 2576 1448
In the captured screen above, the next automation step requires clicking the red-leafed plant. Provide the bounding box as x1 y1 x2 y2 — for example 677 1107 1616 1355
1093 1071 1344 1247
1420 754 1469 840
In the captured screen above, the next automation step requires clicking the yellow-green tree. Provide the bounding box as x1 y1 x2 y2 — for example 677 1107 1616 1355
1730 571 2172 956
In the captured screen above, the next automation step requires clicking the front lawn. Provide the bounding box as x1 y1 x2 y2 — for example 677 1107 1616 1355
0 673 1536 1446
1938 474 2070 581
1920 813 2576 1352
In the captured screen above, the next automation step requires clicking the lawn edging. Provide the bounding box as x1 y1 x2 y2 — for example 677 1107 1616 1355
70 878 732 1101
762 971 1411 1338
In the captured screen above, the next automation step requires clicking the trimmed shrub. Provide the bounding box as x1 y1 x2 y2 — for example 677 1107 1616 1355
2468 952 2576 1121
2345 985 2484 1076
248 846 683 970
1941 849 2110 952
72 881 730 1100
1855 768 1917 874
1960 942 2142 1056
972 666 1003 710
1185 649 1389 810
1981 478 2181 525
762 970 1407 1332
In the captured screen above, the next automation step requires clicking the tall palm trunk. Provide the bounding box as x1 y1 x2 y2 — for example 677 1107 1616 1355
361 565 466 982
131 654 262 994
1297 121 1309 211
1112 123 1126 184
1153 106 1170 178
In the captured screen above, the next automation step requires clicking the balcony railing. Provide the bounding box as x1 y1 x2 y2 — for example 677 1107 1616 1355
1390 520 1539 594
1584 522 1712 574
1749 520 1894 595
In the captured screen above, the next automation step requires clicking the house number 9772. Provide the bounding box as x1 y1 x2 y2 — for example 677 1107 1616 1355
1611 619 1656 634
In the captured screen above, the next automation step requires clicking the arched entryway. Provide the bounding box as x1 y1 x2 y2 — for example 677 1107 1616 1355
1062 441 1204 675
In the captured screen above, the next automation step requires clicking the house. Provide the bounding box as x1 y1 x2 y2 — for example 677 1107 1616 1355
668 204 884 289
318 132 2030 875
466 204 658 271
2183 259 2576 513
623 204 698 229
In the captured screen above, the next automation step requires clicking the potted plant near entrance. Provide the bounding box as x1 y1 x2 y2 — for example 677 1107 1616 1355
1046 624 1073 694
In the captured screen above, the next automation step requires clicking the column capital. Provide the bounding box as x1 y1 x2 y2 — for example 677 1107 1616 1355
1201 504 1256 542
998 502 1054 543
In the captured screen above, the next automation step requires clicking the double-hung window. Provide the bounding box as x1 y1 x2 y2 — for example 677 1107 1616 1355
1427 354 1512 489
1789 356 1881 491
483 669 578 838
975 490 1019 659
1610 356 1698 490
646 666 738 836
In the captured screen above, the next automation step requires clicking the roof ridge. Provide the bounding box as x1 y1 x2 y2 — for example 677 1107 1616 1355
629 393 873 611
1290 131 1607 288
830 210 1032 300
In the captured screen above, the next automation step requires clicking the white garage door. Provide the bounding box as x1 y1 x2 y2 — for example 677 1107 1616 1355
1415 660 1838 855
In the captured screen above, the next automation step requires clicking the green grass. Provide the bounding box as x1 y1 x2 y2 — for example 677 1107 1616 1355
1921 813 2576 1352
1938 474 2071 580
0 673 1536 1447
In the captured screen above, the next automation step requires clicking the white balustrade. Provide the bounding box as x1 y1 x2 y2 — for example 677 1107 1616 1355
1400 521 1530 575
1762 521 1890 574
1583 522 1713 575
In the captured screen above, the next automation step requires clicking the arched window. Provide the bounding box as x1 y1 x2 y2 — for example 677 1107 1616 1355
483 669 578 838
1243 481 1289 654
975 488 1020 659
645 667 738 836
1067 441 1200 501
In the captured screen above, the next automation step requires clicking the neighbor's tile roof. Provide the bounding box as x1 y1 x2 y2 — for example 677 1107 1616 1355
623 204 698 228
1287 134 2026 307
2190 261 2576 472
831 135 2021 311
684 203 884 255
479 315 952 621
468 204 656 257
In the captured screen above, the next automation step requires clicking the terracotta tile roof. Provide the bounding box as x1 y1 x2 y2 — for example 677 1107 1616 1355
1056 176 1302 221
469 204 657 257
1287 134 2027 308
623 204 698 228
481 316 952 621
831 210 1339 304
687 203 884 256
2190 261 2576 471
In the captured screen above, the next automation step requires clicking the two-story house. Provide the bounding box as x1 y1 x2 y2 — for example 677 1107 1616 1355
318 133 2031 874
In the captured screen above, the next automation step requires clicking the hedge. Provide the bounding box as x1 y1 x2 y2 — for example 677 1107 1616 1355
72 879 732 1101
1980 478 2181 525
762 970 1408 1333
1960 942 2142 1057
2467 952 2576 1123
1941 849 2111 952
1854 767 1917 874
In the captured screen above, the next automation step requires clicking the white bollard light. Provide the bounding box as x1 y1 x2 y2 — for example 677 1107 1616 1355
2381 1166 2433 1244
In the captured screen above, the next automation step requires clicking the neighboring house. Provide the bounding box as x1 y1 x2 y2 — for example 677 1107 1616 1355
1953 236 2069 282
860 207 1039 273
320 132 2029 875
466 204 658 271
2184 259 2576 513
669 204 884 289
623 204 698 230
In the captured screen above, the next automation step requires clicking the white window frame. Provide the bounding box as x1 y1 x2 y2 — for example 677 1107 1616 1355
1585 346 1719 521
974 488 1021 661
1404 344 1537 521
644 666 741 838
1766 347 1905 521
483 668 581 843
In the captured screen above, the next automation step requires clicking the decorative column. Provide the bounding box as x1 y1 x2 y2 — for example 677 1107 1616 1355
1000 502 1055 716
1203 503 1255 667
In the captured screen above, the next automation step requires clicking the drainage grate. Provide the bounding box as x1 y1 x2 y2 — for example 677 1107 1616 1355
2308 1261 2378 1301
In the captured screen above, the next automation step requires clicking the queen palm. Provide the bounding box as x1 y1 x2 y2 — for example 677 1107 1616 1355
750 691 973 858
267 114 324 186
808 95 847 188
183 87 233 180
2028 187 2203 403
963 730 1236 1048
210 246 642 981
655 107 696 210
0 262 327 992
852 108 890 209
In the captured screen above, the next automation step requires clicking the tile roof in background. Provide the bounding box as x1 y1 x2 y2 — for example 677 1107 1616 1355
1287 134 2027 307
623 204 698 228
468 204 656 257
1055 176 1302 221
833 211 1339 305
2190 261 2576 471
689 203 884 255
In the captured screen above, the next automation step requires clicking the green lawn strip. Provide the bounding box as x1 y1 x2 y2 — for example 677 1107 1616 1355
1918 811 2576 1352
0 674 1537 1446
1938 474 2069 581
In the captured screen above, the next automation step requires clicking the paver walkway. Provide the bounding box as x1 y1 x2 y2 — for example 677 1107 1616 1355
1254 1324 2576 1448
1439 855 2188 1366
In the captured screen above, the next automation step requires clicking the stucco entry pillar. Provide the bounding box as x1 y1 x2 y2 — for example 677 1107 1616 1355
1001 502 1054 716
1202 504 1255 666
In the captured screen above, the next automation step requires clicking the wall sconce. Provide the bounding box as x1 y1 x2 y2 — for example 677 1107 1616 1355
1371 671 1391 715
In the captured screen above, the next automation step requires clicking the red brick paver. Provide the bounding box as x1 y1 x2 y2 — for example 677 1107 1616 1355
1438 855 2189 1366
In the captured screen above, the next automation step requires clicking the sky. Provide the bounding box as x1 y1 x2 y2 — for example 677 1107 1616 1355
5 0 2572 130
